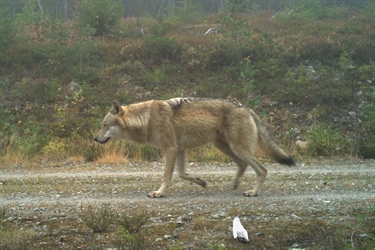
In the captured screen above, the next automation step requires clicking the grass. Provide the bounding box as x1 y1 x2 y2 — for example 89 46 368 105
119 213 148 234
80 203 118 233
0 149 29 165
2 6 374 161
0 206 37 250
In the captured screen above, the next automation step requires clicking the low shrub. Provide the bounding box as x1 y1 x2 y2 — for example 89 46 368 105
0 206 36 250
115 228 145 250
41 138 67 161
118 213 148 234
142 36 181 64
80 203 118 233
0 0 17 52
306 123 352 157
359 87 375 158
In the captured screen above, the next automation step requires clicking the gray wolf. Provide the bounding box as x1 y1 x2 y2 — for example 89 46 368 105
94 98 295 198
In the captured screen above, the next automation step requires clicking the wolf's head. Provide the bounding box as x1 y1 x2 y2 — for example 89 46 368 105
94 101 126 144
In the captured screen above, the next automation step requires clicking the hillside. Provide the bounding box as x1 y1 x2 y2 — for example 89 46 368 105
1 1 375 163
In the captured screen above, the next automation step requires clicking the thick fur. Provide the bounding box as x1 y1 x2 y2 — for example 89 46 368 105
94 98 295 198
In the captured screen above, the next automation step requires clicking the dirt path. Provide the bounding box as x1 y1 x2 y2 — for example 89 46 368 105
1 160 374 249
1 160 374 208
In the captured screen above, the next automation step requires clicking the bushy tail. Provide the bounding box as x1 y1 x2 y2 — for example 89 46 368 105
249 110 295 166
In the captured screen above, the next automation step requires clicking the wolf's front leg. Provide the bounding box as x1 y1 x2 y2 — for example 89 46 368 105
148 147 177 198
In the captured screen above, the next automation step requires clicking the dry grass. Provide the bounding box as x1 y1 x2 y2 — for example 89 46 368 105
93 142 230 164
0 148 30 166
0 206 37 250
96 151 128 165
0 227 36 250
66 155 86 163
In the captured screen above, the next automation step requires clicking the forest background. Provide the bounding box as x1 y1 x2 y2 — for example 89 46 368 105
1 0 375 164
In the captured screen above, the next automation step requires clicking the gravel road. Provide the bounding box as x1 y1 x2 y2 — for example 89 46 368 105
0 159 374 249
1 159 374 212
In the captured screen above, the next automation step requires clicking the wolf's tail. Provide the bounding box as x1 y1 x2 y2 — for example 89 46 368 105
249 110 295 166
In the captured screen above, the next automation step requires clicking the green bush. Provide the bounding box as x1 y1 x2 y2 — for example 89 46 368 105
41 139 67 161
143 36 181 64
364 0 375 18
359 88 375 158
0 0 17 52
80 203 117 233
115 228 145 250
11 116 50 158
221 0 252 40
307 123 352 157
237 57 259 106
0 104 13 156
118 213 148 234
148 21 173 37
277 0 324 21
80 0 123 36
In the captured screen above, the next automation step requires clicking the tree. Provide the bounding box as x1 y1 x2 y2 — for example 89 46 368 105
80 0 123 36
0 0 17 51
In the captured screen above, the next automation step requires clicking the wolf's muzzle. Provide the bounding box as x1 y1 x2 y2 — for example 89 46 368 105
93 136 110 144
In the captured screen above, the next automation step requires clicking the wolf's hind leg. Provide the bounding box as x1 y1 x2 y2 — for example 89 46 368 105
214 139 247 189
242 158 267 197
230 144 267 197
177 150 207 188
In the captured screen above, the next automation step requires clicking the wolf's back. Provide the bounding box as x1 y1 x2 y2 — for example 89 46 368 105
249 110 295 166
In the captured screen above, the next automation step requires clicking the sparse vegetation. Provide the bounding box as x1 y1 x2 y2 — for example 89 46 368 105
306 123 352 157
1 1 374 162
0 3 374 249
0 206 36 250
80 203 118 233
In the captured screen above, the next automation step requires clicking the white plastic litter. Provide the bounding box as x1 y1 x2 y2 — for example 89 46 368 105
232 217 249 242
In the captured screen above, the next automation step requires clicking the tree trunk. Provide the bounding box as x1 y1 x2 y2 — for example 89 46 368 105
63 0 69 20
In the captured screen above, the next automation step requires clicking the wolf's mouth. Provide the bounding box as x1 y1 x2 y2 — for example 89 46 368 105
94 137 111 144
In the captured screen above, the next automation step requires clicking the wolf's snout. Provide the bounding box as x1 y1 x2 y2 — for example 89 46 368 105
93 135 110 144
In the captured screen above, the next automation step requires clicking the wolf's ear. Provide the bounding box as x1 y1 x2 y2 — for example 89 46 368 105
110 100 122 115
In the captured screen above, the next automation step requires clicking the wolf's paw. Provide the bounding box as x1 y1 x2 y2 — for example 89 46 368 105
147 191 164 198
195 178 207 188
243 190 258 197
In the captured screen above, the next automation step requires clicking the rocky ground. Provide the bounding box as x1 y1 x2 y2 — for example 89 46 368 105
0 158 374 249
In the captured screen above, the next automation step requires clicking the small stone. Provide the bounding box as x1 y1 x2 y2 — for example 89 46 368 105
212 214 220 219
173 232 179 239
163 235 172 240
291 214 303 221
149 217 158 222
359 233 368 238
176 216 184 226
255 232 265 237
5 217 15 222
